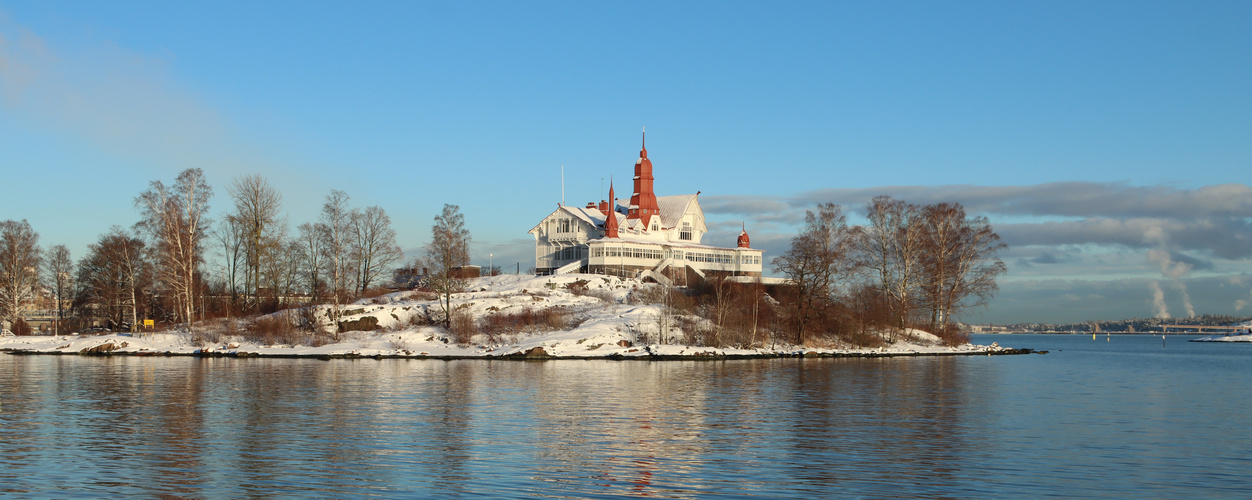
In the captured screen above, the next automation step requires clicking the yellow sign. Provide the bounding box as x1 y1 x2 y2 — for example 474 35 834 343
143 319 154 328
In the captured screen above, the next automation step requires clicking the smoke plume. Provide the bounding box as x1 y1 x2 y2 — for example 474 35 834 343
1146 248 1196 318
1149 281 1170 319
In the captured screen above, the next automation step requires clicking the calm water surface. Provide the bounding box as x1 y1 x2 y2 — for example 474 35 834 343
2 334 1250 498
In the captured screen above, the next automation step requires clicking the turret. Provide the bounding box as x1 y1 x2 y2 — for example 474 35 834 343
628 129 660 229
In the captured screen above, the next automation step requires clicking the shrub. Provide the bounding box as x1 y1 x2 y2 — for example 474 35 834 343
309 333 333 347
408 291 437 301
450 306 475 344
248 315 301 346
388 335 409 350
12 318 32 336
476 305 574 343
587 288 615 304
936 325 971 346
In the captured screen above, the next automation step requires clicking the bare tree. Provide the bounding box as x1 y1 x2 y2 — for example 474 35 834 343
319 190 353 323
0 220 42 329
44 244 74 325
862 195 926 336
422 204 470 328
214 216 245 309
278 238 304 302
351 205 404 294
135 168 212 329
296 222 325 302
921 203 1006 332
77 227 148 332
704 274 739 347
257 222 292 309
227 174 284 309
772 203 856 345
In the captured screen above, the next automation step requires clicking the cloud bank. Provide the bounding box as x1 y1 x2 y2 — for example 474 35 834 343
702 182 1252 322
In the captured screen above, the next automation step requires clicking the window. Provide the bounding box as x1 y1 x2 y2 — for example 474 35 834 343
680 222 692 241
557 219 571 233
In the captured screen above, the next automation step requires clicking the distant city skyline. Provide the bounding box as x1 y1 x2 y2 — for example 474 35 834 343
1 1 1248 324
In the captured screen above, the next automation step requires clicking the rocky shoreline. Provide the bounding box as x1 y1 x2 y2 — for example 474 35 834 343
3 345 1041 360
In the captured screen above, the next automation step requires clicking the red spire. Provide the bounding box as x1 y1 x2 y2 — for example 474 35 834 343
737 222 751 248
604 181 619 238
628 128 659 228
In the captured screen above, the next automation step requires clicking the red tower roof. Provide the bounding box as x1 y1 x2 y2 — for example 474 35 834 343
628 129 660 229
737 223 751 248
604 181 619 238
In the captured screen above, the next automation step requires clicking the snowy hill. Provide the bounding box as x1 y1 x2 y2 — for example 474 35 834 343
2 274 1008 358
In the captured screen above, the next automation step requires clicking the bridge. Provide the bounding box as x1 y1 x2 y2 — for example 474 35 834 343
1161 325 1245 332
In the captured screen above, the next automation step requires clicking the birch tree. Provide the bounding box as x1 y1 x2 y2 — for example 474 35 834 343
0 220 42 328
921 203 1006 332
319 190 352 323
862 195 926 335
135 168 212 329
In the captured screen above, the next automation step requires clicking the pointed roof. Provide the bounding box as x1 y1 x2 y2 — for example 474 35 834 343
604 181 619 238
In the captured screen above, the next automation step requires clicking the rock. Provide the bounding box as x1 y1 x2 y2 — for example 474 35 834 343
227 342 240 349
338 316 380 333
524 346 549 358
80 342 119 354
618 340 634 348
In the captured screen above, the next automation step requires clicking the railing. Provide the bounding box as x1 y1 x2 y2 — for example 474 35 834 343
555 260 583 275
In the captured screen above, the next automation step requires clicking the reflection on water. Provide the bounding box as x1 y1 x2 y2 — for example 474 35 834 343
2 335 1251 498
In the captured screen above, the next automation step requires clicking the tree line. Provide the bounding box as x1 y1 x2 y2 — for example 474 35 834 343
0 168 459 335
772 196 1006 345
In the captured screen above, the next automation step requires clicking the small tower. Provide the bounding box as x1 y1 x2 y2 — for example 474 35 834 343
628 129 660 228
737 223 751 248
604 182 619 238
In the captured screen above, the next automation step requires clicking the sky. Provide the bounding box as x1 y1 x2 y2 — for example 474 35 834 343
1 1 1249 325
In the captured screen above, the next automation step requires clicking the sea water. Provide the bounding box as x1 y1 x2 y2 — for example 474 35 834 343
1 334 1249 498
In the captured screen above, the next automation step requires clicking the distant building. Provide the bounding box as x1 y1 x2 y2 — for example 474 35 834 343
530 133 764 283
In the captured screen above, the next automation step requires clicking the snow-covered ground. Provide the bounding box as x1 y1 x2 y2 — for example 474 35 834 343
1 274 1012 358
1192 333 1252 342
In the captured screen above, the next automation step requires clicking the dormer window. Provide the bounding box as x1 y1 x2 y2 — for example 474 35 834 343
680 222 692 241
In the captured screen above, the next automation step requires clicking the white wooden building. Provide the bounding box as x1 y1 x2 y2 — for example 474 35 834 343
530 134 763 283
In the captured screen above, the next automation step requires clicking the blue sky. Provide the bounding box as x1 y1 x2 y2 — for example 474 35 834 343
2 1 1249 324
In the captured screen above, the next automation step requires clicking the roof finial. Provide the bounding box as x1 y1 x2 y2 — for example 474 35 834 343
640 127 647 158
